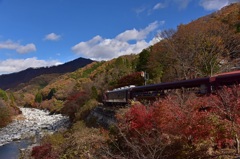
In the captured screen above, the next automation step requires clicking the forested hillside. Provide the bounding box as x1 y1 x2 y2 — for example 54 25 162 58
143 3 240 83
12 3 240 158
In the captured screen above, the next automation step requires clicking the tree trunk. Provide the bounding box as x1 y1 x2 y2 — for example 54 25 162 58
236 134 239 154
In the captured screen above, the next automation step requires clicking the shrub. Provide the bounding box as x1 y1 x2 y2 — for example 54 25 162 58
61 91 90 121
125 104 154 132
32 121 109 159
109 87 240 158
31 143 59 159
74 99 98 121
109 104 170 159
0 106 12 128
0 89 8 101
35 92 42 103
46 88 56 100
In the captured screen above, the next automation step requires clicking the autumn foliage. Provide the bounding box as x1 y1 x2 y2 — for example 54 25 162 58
0 106 12 128
116 72 144 88
125 104 154 131
61 91 90 121
112 85 240 158
31 143 59 159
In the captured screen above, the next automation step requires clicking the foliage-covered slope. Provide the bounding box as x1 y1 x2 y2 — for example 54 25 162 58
145 3 240 83
0 89 20 128
11 54 139 118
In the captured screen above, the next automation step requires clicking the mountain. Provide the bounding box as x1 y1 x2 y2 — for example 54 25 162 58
0 57 94 90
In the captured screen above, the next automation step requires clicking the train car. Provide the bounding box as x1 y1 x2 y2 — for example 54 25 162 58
210 70 240 87
103 71 240 105
130 77 211 100
103 85 135 106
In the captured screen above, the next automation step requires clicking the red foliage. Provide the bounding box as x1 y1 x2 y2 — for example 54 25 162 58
119 86 240 149
210 86 240 124
61 91 90 121
207 85 240 147
117 72 144 87
31 144 58 159
152 97 187 136
183 111 214 142
114 85 240 159
151 93 239 145
125 104 154 132
66 91 87 102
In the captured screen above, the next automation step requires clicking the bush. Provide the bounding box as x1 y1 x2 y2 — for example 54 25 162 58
0 89 8 101
31 143 59 159
61 91 90 121
31 121 109 159
74 99 98 121
35 92 42 103
0 106 12 128
107 86 240 158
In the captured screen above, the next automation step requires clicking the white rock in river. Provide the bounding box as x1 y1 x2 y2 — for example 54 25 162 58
0 107 69 146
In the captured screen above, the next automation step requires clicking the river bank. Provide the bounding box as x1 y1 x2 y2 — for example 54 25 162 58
0 107 70 158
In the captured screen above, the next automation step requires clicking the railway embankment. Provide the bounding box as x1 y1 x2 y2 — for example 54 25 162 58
86 105 117 128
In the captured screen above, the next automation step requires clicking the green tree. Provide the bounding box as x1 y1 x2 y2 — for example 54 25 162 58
47 88 56 100
0 89 8 101
136 49 150 72
91 86 98 99
35 92 43 103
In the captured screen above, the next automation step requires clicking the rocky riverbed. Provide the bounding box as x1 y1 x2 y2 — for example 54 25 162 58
0 107 69 147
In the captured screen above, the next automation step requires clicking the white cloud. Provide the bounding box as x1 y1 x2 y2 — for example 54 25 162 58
72 21 163 60
0 40 36 54
158 0 192 10
174 0 192 9
134 6 147 15
16 43 36 54
116 21 159 41
44 33 61 41
0 57 61 75
153 3 166 10
199 0 240 10
149 36 162 45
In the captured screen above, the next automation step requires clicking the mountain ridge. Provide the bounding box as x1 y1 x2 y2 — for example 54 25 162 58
0 57 94 90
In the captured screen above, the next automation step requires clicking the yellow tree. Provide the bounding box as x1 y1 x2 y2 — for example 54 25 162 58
157 18 238 79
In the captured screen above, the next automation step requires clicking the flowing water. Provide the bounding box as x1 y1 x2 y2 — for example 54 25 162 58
0 139 32 159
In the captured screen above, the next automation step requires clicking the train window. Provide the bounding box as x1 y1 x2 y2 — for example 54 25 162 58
200 84 207 94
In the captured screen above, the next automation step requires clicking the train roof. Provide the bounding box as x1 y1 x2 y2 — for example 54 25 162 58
131 77 209 92
106 85 135 93
210 70 240 84
213 70 240 76
105 70 240 93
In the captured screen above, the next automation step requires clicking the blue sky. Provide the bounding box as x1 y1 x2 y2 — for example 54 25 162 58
0 0 239 75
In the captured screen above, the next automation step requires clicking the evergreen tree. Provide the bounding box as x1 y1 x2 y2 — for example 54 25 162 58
136 49 150 72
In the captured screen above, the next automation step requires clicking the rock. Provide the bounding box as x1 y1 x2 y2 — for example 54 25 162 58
0 107 69 146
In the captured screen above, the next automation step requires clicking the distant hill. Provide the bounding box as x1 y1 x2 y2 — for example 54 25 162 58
0 57 94 90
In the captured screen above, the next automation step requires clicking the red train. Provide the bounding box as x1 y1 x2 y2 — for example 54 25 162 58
103 71 240 105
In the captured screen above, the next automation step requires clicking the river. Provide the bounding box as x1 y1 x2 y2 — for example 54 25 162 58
0 107 69 158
